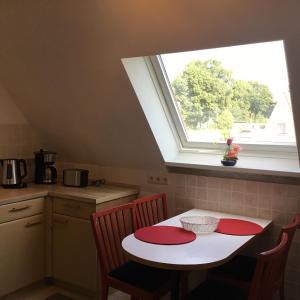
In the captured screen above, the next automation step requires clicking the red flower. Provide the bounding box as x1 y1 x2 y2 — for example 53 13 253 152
226 138 233 145
232 144 241 153
227 150 237 158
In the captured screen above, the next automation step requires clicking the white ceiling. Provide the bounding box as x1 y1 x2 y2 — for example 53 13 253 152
0 0 299 170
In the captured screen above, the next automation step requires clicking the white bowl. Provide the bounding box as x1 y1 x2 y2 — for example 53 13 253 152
180 216 219 234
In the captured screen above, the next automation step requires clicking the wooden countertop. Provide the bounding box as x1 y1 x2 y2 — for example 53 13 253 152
0 184 139 206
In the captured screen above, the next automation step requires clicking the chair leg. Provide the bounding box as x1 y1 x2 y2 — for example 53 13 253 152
101 283 109 300
279 285 285 300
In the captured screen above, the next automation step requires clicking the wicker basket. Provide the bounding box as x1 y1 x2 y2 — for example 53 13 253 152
180 216 219 234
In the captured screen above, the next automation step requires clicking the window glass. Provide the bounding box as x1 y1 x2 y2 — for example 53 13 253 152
160 41 296 145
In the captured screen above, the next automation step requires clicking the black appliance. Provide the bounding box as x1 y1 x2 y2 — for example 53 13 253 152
1 159 27 188
34 149 57 184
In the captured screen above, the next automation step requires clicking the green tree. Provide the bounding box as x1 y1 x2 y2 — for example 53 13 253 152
172 60 233 129
231 80 252 122
247 81 275 121
214 109 234 139
171 60 275 128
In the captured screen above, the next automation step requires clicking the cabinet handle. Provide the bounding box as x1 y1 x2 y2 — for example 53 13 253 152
9 205 31 212
25 220 43 227
53 218 69 224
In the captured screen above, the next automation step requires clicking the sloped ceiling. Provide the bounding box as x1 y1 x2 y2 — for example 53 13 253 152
0 0 299 170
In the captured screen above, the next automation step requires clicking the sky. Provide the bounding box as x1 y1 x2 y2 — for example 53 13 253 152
161 40 290 102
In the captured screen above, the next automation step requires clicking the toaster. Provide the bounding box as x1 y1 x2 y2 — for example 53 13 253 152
63 169 89 187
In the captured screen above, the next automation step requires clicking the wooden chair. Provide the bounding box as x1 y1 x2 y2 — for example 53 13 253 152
185 232 289 300
207 213 300 299
90 202 174 300
134 193 168 228
134 193 190 298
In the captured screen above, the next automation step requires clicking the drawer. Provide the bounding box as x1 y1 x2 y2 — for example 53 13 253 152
0 198 45 223
53 198 94 220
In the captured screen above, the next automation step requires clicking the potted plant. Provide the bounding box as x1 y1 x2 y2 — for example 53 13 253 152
221 138 241 166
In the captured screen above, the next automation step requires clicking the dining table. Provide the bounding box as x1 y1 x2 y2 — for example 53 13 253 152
122 208 272 299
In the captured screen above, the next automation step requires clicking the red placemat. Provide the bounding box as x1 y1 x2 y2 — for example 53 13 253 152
216 218 263 235
134 226 196 245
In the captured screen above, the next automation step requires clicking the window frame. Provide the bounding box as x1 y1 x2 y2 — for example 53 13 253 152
149 54 298 158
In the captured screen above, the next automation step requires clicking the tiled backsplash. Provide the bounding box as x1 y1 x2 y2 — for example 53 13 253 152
57 161 300 300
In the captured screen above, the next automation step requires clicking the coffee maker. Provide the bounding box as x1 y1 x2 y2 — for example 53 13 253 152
34 149 57 184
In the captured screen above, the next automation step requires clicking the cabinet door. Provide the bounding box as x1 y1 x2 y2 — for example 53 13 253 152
52 214 97 292
0 214 45 297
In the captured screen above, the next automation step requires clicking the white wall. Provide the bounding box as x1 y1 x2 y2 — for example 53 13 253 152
0 82 44 180
0 0 299 169
0 2 299 298
0 82 42 159
0 83 27 124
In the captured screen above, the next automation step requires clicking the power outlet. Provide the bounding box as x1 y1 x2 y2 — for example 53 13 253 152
147 175 168 185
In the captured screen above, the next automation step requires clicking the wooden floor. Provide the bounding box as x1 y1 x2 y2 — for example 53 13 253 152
1 282 130 300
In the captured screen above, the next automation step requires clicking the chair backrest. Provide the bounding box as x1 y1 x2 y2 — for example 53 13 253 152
248 232 289 300
297 213 300 227
134 193 168 228
277 213 300 263
90 203 137 276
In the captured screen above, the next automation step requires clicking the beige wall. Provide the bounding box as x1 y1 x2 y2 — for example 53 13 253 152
0 83 27 125
0 82 44 158
0 82 45 181
0 1 299 168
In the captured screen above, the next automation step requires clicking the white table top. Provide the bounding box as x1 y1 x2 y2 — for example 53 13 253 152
122 209 272 271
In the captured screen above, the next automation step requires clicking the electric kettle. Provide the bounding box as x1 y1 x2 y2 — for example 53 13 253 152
0 159 27 188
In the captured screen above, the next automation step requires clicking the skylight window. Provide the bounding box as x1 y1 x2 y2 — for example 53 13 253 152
153 41 296 150
122 39 300 176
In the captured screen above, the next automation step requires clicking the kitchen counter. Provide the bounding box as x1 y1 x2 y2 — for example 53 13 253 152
0 183 139 297
0 183 139 206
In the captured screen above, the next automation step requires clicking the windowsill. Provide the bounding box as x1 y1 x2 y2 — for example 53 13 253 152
166 152 300 183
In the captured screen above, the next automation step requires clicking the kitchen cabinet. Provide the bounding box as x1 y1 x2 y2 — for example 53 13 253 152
0 184 138 298
0 198 45 297
52 213 97 292
51 193 137 296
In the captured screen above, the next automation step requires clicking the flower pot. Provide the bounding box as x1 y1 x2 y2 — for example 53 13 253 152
221 159 237 166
